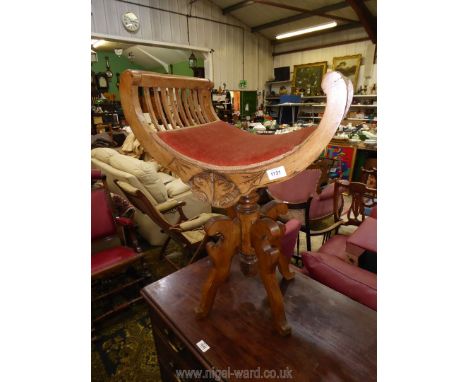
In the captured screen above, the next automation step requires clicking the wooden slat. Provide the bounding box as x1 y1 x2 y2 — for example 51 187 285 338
175 88 190 126
160 87 176 129
143 88 159 129
152 87 169 129
191 89 206 124
148 88 166 131
167 88 183 128
182 89 196 125
204 90 217 122
196 89 210 123
186 88 200 124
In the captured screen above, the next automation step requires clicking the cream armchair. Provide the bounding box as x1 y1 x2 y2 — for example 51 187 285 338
91 148 212 245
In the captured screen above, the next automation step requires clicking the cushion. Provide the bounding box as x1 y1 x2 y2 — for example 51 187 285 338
318 234 349 261
91 147 119 164
317 182 335 200
109 154 168 203
158 172 177 185
301 251 377 310
156 121 317 166
346 217 377 253
166 178 191 197
179 213 223 231
91 246 138 276
268 169 322 204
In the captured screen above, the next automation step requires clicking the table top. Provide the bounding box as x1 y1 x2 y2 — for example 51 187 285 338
347 217 377 253
142 256 376 382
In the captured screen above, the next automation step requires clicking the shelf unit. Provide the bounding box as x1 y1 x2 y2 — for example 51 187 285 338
295 94 377 126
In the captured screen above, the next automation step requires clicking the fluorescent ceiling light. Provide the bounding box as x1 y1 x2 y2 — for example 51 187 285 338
276 21 337 40
92 39 106 48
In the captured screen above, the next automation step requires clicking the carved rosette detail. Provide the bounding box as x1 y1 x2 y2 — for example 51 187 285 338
189 172 241 208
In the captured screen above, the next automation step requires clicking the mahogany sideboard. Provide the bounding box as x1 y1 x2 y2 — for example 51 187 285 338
141 256 376 382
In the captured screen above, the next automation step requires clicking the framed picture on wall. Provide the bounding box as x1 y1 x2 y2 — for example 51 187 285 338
323 144 357 181
292 61 328 96
332 54 362 90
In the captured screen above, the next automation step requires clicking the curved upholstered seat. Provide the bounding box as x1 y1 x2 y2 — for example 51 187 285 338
120 70 352 207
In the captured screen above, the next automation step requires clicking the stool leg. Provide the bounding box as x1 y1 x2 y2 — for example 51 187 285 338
251 217 291 336
195 216 240 318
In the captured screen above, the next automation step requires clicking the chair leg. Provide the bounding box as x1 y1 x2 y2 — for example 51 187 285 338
188 236 208 265
195 217 239 318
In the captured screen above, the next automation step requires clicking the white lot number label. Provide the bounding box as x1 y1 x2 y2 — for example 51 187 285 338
196 340 210 352
266 166 287 181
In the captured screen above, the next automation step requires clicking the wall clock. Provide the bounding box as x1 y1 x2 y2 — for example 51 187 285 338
122 12 140 32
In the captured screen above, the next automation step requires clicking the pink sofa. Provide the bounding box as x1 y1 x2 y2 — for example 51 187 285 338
301 251 376 310
300 205 377 310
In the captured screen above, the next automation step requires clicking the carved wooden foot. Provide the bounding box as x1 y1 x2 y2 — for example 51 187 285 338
195 216 240 318
251 217 291 336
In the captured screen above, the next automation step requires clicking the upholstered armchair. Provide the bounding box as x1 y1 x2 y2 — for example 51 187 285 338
267 161 344 252
115 180 223 269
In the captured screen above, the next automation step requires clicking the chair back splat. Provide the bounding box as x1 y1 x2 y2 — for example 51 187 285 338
120 70 353 208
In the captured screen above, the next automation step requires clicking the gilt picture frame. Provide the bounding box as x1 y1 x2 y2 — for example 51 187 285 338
332 54 362 90
292 61 328 96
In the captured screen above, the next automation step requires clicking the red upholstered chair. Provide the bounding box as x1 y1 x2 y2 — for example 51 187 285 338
308 180 377 266
91 171 146 326
267 160 344 252
301 251 376 310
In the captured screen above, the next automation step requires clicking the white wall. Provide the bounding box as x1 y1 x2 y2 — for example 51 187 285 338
91 0 273 90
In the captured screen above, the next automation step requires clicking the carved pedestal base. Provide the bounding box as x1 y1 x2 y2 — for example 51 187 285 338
195 193 294 336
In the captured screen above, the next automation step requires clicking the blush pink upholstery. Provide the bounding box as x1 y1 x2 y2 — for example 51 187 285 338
309 182 343 219
269 169 322 204
267 168 344 252
346 217 377 253
301 251 377 310
317 234 351 261
280 219 301 260
156 121 316 166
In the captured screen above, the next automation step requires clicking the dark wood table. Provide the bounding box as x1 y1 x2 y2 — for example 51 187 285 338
142 256 376 382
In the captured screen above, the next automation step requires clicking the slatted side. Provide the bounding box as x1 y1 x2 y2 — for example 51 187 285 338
201 88 218 122
190 89 206 124
143 88 163 131
196 89 211 123
166 88 183 128
182 89 196 125
133 72 219 129
185 88 201 124
159 88 176 130
148 88 166 130
152 87 169 130
175 88 190 126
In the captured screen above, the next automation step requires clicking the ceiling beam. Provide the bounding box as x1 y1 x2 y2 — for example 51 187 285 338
272 22 362 45
345 0 376 43
273 37 370 57
253 0 355 23
222 1 255 15
251 1 352 33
